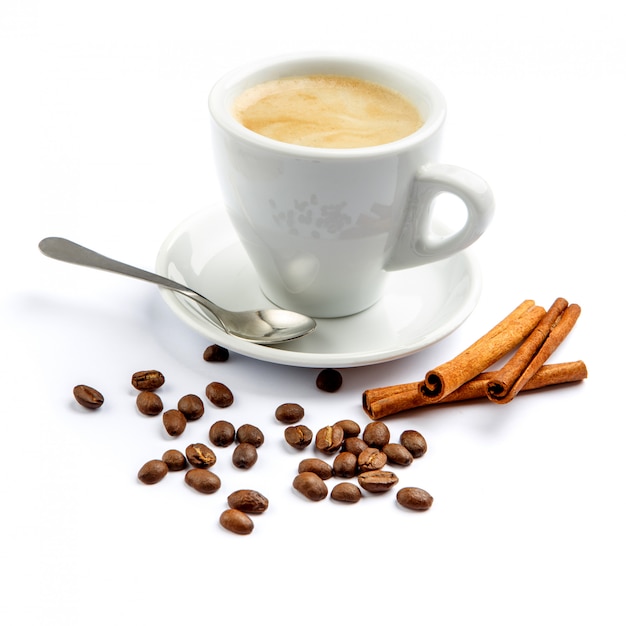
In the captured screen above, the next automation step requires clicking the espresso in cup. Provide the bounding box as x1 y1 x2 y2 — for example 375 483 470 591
232 74 423 149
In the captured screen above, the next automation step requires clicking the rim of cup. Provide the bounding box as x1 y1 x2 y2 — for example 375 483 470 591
208 52 447 160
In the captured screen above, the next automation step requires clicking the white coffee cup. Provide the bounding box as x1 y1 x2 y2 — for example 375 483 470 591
209 54 494 318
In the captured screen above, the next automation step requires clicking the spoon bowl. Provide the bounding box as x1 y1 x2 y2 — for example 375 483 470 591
38 237 317 344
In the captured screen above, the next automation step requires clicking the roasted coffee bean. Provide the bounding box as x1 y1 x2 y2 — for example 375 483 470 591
358 447 388 472
203 344 230 362
315 424 344 454
220 509 253 535
333 451 358 478
205 381 234 407
161 449 187 471
184 468 221 494
298 458 333 480
137 460 168 485
136 390 163 416
131 370 165 391
275 402 305 424
362 421 390 448
399 430 428 458
177 394 204 421
185 443 217 468
331 482 362 503
335 419 360 438
343 437 368 456
316 368 343 392
284 425 313 450
382 443 413 466
236 424 264 447
358 470 399 493
162 409 187 437
227 489 269 514
73 384 104 410
396 487 434 511
232 442 258 469
293 472 328 501
209 420 236 447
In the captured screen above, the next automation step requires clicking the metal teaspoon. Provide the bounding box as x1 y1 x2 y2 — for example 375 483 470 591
38 237 317 344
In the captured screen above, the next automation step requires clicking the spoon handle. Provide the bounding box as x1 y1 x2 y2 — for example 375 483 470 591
38 237 226 323
40 237 189 290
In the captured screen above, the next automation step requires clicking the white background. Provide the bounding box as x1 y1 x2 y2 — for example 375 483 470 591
2 1 624 624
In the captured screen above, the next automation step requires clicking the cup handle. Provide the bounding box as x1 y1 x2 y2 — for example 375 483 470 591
384 163 495 271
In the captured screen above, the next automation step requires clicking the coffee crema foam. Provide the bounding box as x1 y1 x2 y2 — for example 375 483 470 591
232 74 423 149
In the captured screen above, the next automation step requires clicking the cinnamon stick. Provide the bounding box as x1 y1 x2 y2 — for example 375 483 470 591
486 299 581 404
363 361 587 420
419 300 546 403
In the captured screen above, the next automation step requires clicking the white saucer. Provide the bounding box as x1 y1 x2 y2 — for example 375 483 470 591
155 207 482 368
